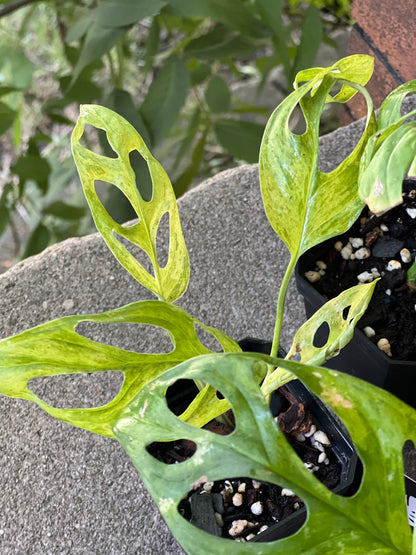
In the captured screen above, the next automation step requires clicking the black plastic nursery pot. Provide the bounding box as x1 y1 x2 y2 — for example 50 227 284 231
237 338 359 542
295 179 416 409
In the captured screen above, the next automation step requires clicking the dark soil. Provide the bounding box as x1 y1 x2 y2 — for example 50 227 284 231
147 386 342 542
301 182 416 361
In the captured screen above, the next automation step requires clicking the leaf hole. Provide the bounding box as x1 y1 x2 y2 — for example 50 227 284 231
178 477 307 541
80 125 118 159
342 305 351 320
146 439 197 465
129 149 153 202
194 323 224 353
165 379 200 416
94 180 136 225
156 211 170 269
28 371 124 409
312 321 330 348
113 231 155 277
288 104 307 135
75 322 173 354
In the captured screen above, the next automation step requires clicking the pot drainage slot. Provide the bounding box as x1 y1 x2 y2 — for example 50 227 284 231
178 477 307 542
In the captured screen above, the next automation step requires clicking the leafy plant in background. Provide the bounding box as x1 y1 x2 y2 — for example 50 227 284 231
0 0 351 263
0 55 415 554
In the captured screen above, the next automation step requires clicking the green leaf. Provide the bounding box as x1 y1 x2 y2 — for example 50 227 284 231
185 27 259 61
166 0 265 37
378 80 416 130
0 182 13 237
0 101 16 134
189 61 211 86
255 0 291 82
0 45 33 91
144 17 160 75
11 154 51 195
72 23 127 83
72 104 190 302
0 301 240 438
288 281 378 365
42 201 86 221
21 223 50 258
105 89 151 146
172 106 202 171
260 64 377 263
357 80 416 214
140 56 190 146
214 118 264 163
358 122 416 214
114 352 415 554
204 76 231 114
93 0 167 28
290 4 322 84
173 127 208 197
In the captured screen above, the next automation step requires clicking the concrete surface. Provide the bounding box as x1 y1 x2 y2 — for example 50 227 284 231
0 101 415 554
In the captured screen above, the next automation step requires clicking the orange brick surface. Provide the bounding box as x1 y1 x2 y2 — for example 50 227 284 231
341 0 415 125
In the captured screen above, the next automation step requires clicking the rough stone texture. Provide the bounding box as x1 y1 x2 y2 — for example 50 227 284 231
0 113 415 553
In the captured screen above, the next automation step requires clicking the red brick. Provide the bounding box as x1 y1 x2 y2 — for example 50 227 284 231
339 28 400 126
352 0 416 82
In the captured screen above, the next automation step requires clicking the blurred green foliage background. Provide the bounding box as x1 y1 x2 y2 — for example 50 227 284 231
0 0 352 269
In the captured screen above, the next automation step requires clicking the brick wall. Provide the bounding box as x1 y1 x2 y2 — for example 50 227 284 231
340 0 416 125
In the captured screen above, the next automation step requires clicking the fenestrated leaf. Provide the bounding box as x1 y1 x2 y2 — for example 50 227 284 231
287 281 378 365
294 55 374 103
72 105 189 302
358 80 416 214
0 301 240 438
262 280 378 397
378 80 416 130
260 58 377 263
214 118 264 162
140 56 189 146
358 122 416 214
114 352 415 554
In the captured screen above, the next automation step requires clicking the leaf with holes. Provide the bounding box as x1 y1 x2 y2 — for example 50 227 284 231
114 352 415 554
286 280 378 366
72 105 190 302
260 56 377 264
262 280 378 398
0 300 240 437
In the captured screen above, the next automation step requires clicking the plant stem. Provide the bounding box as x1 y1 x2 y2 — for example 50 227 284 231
270 256 296 358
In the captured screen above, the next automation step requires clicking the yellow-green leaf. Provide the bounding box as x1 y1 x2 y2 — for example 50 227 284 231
72 105 189 302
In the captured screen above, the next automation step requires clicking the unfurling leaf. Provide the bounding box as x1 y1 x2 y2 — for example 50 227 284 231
72 105 189 302
0 301 240 437
114 352 415 554
260 56 377 264
358 80 416 214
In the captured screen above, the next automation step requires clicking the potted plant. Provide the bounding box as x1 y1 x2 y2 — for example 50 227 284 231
0 55 415 554
296 79 416 407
